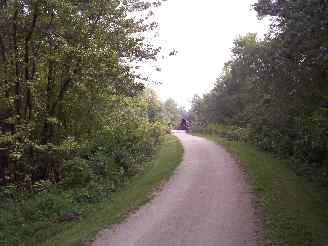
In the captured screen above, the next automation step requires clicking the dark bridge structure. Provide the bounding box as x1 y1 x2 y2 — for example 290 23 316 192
177 119 192 131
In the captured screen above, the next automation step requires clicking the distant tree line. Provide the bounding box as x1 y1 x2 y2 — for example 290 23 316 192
161 98 187 129
190 0 328 183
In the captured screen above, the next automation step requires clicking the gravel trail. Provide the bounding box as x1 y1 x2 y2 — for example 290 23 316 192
92 132 262 246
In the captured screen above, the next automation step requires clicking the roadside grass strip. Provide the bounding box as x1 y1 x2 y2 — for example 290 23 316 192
39 134 183 246
199 134 328 246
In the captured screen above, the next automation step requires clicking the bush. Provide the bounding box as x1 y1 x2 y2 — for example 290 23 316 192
196 124 250 142
196 122 328 186
62 158 93 188
0 98 166 245
0 186 76 245
93 115 164 177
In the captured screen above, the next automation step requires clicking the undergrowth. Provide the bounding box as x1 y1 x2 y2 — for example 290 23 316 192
199 133 328 246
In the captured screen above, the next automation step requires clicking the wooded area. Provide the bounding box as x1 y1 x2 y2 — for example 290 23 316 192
190 0 328 184
2 0 328 244
0 1 186 244
0 0 176 187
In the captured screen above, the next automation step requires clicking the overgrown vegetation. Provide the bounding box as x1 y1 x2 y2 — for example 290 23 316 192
40 134 183 246
0 0 165 186
0 134 182 246
189 0 328 185
199 133 328 246
0 1 185 245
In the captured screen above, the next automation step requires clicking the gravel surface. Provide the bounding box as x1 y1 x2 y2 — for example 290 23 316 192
92 132 262 246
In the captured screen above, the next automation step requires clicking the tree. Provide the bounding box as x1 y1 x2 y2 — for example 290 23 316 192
162 98 181 128
142 88 163 123
0 0 163 184
189 3 328 181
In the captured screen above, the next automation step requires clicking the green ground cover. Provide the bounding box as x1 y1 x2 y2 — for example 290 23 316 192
0 134 183 246
199 134 328 246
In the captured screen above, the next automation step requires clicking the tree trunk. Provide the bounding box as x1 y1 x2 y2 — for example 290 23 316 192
0 150 8 185
12 6 21 120
24 2 39 121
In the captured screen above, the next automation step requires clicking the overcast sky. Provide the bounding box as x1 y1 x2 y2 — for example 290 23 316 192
145 0 270 109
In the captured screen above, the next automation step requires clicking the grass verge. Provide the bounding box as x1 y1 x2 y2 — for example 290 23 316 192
38 134 183 246
197 134 328 246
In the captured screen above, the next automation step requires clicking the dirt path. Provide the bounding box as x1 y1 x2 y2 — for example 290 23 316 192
92 132 262 246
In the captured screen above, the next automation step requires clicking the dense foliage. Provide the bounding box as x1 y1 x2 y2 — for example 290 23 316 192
190 0 328 183
0 1 172 244
0 0 165 185
162 98 187 129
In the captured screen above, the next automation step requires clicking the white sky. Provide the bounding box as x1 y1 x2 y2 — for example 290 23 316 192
145 0 270 109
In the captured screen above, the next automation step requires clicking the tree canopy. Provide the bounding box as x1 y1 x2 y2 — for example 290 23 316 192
190 0 328 183
0 0 165 184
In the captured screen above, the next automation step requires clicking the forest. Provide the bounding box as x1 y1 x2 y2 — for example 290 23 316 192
2 0 328 245
190 0 328 185
0 1 186 244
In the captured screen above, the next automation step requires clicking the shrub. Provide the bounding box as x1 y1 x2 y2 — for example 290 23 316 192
196 124 250 142
61 158 93 188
